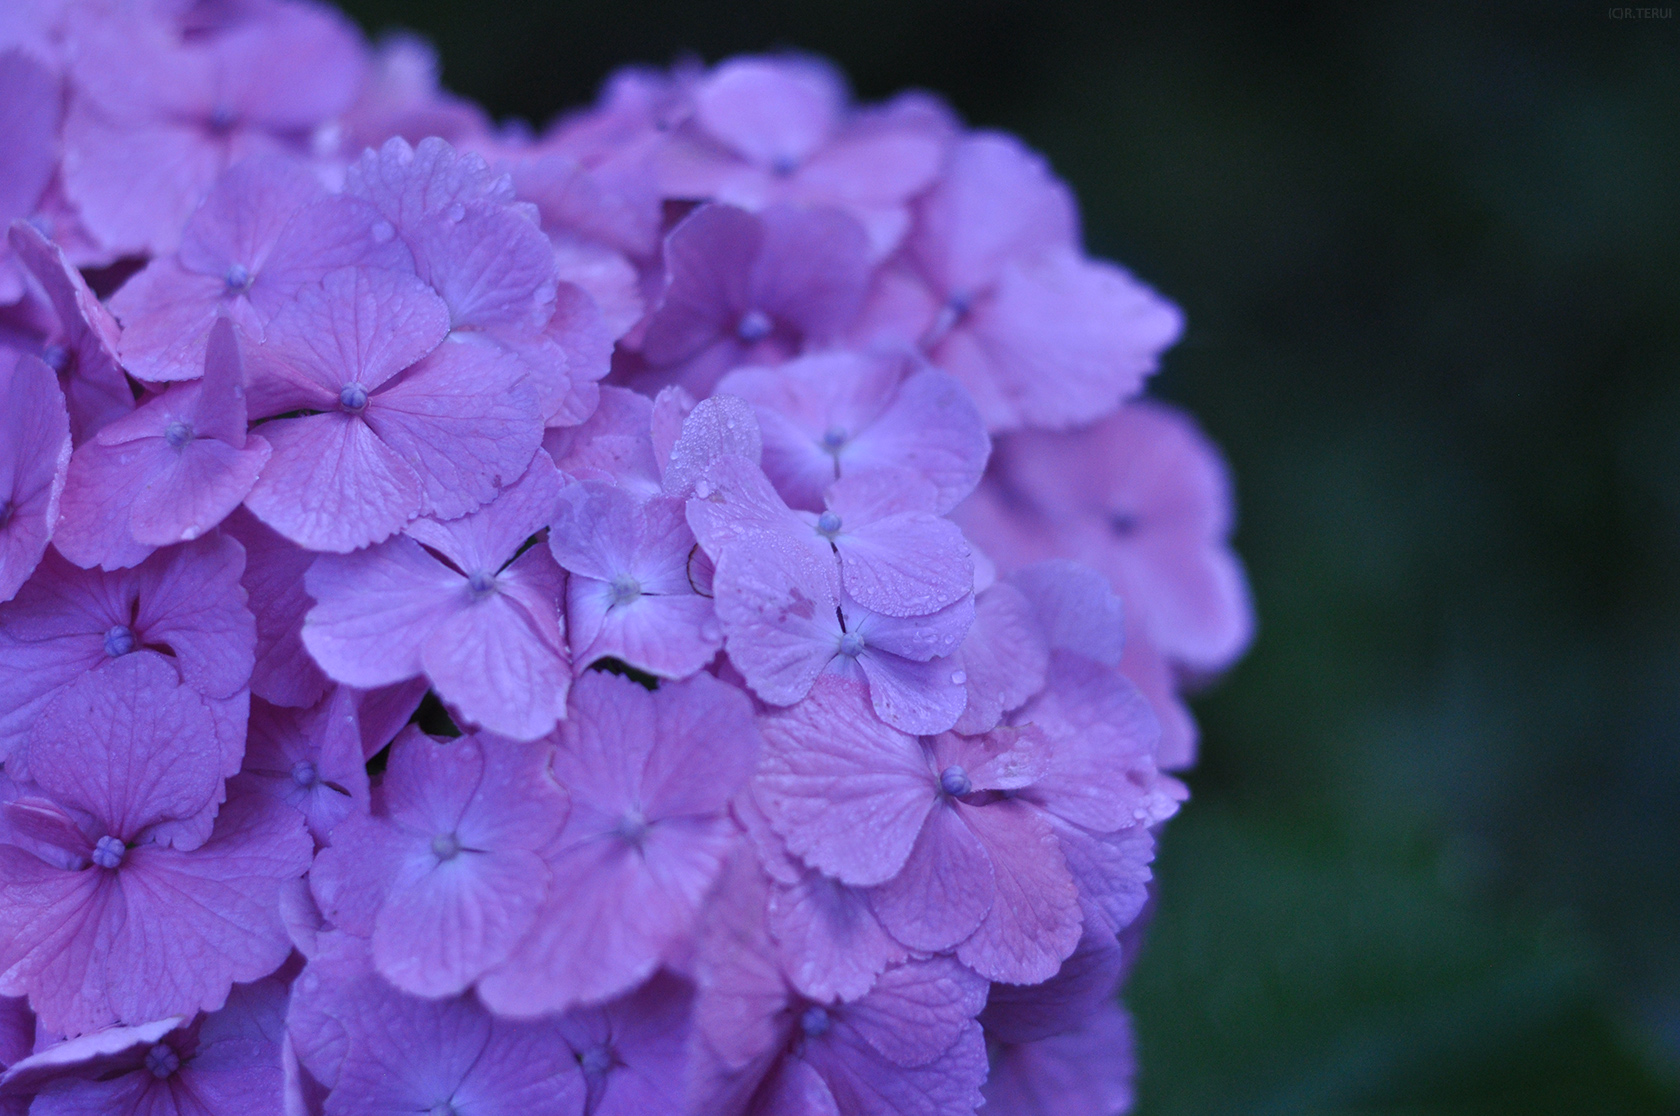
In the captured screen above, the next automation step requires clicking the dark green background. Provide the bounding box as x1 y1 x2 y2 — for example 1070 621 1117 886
335 2 1680 1111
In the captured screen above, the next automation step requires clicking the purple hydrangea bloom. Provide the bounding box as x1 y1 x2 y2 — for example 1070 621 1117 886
557 971 694 1116
550 479 722 680
0 655 309 1036
661 56 956 259
242 265 542 552
476 670 759 1016
6 222 134 444
109 154 413 384
981 1001 1135 1116
4 977 289 1116
60 0 365 256
636 203 871 397
689 851 990 1116
718 350 989 515
302 451 569 739
54 318 272 570
310 728 567 998
908 134 1184 431
0 535 254 782
0 352 69 603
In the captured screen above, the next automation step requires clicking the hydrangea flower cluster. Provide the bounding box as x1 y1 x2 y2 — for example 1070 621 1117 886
0 3 1253 1113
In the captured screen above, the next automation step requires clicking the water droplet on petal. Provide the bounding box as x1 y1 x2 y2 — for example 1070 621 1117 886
446 202 466 223
371 220 395 243
950 670 967 686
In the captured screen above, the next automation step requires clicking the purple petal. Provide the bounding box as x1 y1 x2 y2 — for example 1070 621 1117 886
953 800 1082 984
0 353 70 600
301 537 462 689
710 534 842 706
243 413 423 553
868 803 994 953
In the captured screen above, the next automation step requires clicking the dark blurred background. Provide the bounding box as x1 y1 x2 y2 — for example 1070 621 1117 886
335 1 1680 1111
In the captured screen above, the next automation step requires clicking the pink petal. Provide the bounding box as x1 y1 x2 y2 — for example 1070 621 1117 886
711 533 843 706
953 800 1082 984
867 803 994 953
752 673 935 887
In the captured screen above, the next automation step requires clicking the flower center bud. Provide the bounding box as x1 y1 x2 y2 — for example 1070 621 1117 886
837 632 865 658
0 499 14 530
207 104 237 133
40 344 69 373
144 1043 180 1079
164 421 194 448
616 810 648 846
1108 511 1139 537
290 760 319 788
815 511 842 538
92 835 126 870
735 308 773 343
104 625 136 657
608 574 642 606
821 426 847 453
939 765 972 797
431 833 461 861
800 1005 831 1036
427 1104 458 1116
223 263 251 292
467 570 496 598
339 383 369 414
579 1045 613 1076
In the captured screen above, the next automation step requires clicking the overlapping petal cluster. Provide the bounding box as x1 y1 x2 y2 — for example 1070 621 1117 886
0 4 1252 1114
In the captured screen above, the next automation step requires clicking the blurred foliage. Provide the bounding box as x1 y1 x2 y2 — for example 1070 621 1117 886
336 1 1680 1111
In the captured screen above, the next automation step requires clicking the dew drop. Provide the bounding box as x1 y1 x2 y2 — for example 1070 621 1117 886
950 670 967 686
446 202 466 223
371 220 395 243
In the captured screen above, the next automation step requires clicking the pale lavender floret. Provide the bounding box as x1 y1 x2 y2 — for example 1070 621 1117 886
0 49 59 304
661 55 957 259
688 851 990 1116
243 265 543 552
60 0 367 256
302 451 569 740
0 352 69 603
308 728 567 998
549 479 722 680
636 202 871 397
982 1001 1136 1116
109 155 414 384
6 223 134 445
476 670 760 1017
0 535 255 786
0 655 310 1037
8 978 290 1116
908 133 1184 431
556 971 693 1116
702 519 972 735
54 318 272 570
718 350 989 515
